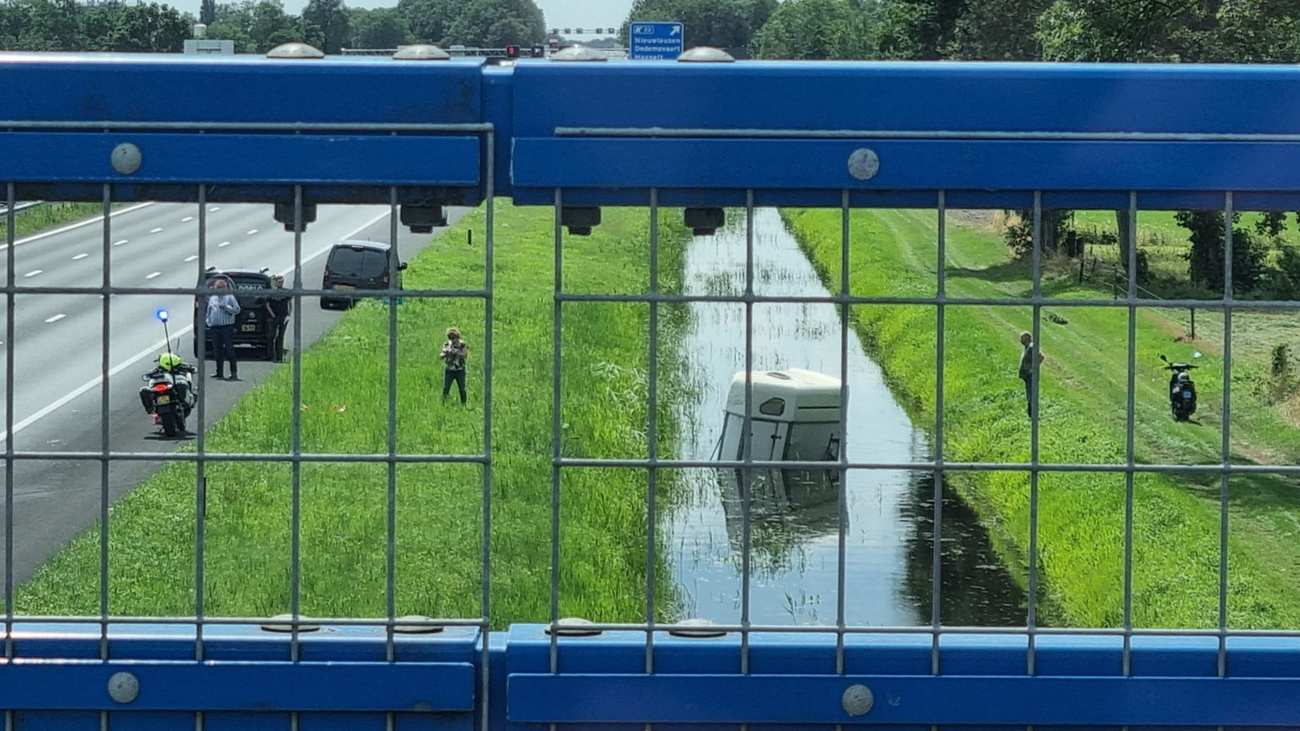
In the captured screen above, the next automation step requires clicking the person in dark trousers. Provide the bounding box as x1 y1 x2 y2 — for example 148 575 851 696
440 327 469 404
207 277 241 381
265 274 291 362
1018 331 1045 418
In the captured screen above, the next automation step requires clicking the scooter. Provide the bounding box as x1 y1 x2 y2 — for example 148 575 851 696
1160 353 1199 422
138 308 198 438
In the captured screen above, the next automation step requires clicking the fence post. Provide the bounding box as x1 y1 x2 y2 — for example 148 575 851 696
1190 308 1196 340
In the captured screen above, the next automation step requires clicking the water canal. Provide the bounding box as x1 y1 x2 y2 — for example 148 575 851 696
665 208 1025 627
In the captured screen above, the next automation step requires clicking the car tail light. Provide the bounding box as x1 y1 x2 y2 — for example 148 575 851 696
152 384 169 393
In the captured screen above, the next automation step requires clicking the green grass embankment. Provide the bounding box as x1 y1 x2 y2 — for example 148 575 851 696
787 207 1300 629
1 202 104 241
20 204 690 626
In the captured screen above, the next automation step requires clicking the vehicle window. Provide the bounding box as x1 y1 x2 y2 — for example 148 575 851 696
329 247 389 279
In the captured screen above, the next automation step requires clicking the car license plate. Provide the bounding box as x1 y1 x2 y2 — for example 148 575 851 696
156 395 170 405
241 323 257 332
335 284 355 291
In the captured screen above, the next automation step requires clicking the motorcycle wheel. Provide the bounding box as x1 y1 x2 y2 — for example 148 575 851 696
160 409 181 437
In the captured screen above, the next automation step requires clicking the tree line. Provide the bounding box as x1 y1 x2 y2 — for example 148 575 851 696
0 0 547 54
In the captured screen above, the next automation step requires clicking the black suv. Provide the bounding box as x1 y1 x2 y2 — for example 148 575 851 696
321 240 406 310
194 268 291 361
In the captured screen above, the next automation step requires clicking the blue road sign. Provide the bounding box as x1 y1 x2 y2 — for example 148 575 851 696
629 21 684 60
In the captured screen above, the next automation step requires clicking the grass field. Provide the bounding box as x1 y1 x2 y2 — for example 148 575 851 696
1070 210 1300 293
1 202 104 242
787 207 1300 629
19 204 690 626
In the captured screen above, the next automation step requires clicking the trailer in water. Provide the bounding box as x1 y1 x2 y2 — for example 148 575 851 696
718 368 844 463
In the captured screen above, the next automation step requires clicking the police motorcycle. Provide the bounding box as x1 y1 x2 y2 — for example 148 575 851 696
138 309 198 437
1159 353 1200 422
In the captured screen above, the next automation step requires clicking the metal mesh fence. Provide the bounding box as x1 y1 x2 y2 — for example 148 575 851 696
4 142 1299 727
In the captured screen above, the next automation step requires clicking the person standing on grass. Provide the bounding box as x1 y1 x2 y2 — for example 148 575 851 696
207 277 241 381
1018 331 1045 418
440 327 469 405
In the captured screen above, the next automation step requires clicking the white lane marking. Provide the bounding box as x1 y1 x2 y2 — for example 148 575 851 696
209 206 221 212
0 202 155 251
43 314 66 324
184 255 198 263
218 241 232 248
246 229 259 236
145 272 162 280
181 216 194 223
149 227 164 234
113 239 128 247
72 253 88 261
0 209 389 444
23 270 42 278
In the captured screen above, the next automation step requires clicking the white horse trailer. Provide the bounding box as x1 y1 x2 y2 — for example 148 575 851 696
718 369 844 463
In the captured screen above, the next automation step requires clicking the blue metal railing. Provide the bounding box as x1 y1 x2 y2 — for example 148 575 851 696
2 51 1300 727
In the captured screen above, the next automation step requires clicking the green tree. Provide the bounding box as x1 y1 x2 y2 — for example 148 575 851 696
109 2 190 51
77 1 120 51
948 0 1049 59
877 0 965 59
622 0 777 52
1175 210 1265 294
0 0 82 51
200 0 217 24
396 0 454 44
348 6 410 49
249 0 297 50
205 0 296 53
444 0 544 47
753 0 878 59
1036 0 1300 291
302 0 349 53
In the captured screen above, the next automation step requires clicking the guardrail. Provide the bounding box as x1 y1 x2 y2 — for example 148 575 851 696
0 201 41 216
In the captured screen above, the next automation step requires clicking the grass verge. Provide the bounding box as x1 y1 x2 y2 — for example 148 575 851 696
787 207 1300 629
19 203 690 626
1 202 105 241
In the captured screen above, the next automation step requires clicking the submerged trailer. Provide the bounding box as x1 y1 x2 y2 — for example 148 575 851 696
718 369 844 463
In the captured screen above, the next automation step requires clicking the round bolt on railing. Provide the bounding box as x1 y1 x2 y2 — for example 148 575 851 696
260 614 322 633
847 148 880 181
107 672 139 704
678 47 735 63
393 615 446 634
393 44 450 61
841 684 874 717
549 45 607 62
267 42 324 59
545 617 603 637
668 618 727 638
110 143 141 176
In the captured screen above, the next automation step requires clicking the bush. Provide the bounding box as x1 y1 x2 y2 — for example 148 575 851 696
1268 344 1296 405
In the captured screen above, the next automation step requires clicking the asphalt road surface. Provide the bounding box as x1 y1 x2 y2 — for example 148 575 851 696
0 201 465 588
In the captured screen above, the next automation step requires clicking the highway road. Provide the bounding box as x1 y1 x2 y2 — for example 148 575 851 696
0 201 463 588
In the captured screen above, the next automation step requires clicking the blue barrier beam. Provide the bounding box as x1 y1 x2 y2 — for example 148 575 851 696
0 660 473 712
0 133 481 186
508 673 1300 725
3 56 1300 206
512 138 1300 193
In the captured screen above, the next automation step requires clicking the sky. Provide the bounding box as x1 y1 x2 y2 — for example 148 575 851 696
174 0 637 29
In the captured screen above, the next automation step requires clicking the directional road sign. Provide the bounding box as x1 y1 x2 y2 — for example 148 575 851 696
629 21 684 60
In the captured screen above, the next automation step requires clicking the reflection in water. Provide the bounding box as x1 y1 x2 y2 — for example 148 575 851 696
716 469 842 578
666 208 1024 627
900 473 1027 626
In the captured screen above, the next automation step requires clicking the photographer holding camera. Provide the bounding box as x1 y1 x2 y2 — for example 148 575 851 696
440 327 469 405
